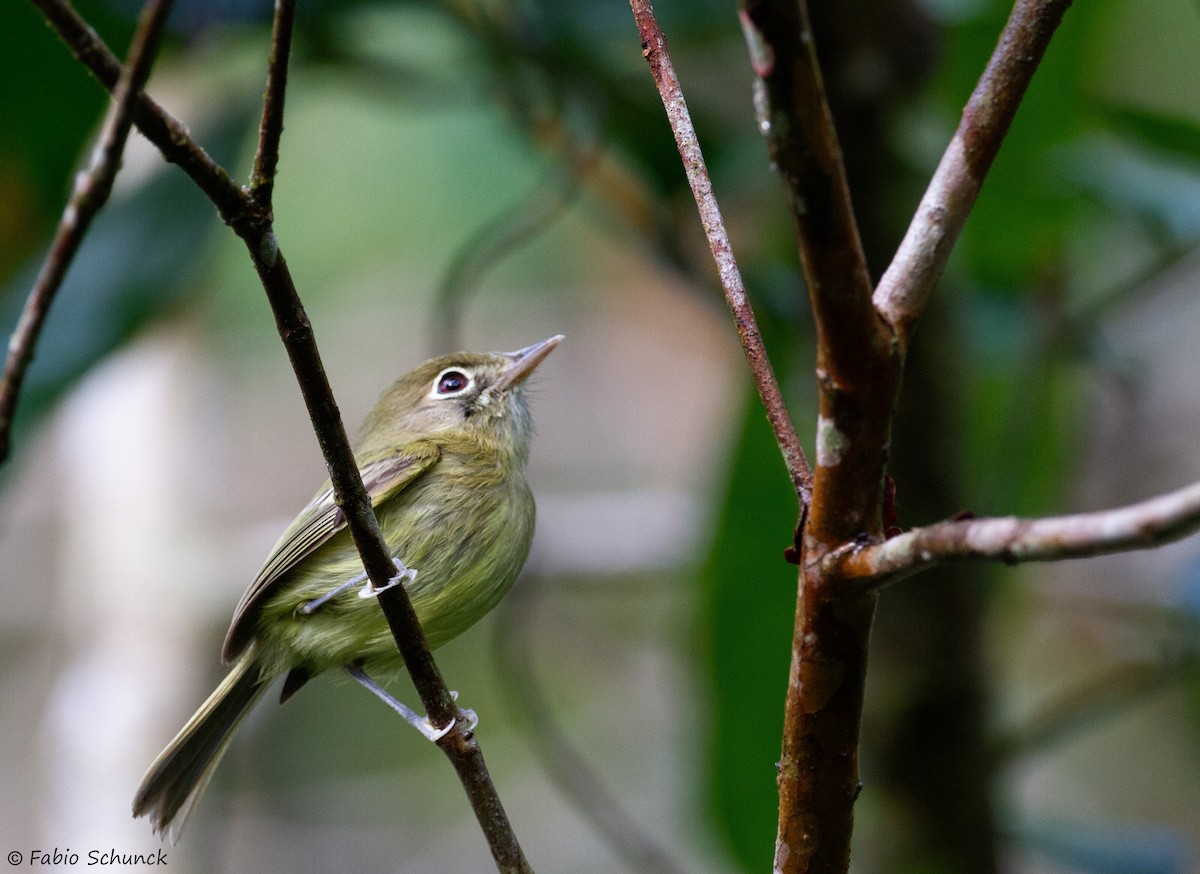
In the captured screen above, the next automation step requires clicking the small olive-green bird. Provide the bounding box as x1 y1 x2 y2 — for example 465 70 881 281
132 334 561 838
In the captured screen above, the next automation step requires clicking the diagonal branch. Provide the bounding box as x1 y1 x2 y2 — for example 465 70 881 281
738 0 883 382
434 133 596 355
0 0 173 462
494 576 689 874
990 650 1199 767
873 0 1075 339
29 2 531 868
230 3 530 868
829 479 1200 589
629 0 812 506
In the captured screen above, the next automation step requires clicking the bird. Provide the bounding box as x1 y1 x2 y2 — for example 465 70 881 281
132 334 561 838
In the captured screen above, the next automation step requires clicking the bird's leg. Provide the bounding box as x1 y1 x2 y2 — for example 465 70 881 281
298 576 360 615
344 663 455 742
299 558 416 615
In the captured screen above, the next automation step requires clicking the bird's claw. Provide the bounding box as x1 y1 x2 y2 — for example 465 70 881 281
358 557 418 599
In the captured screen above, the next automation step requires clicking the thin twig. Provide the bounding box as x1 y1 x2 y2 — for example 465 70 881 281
30 0 244 219
1074 240 1195 330
238 4 530 868
251 0 296 201
31 3 531 867
873 0 1075 340
0 0 173 462
629 0 812 507
829 479 1200 589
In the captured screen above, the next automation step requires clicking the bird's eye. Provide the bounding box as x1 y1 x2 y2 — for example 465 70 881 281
434 369 471 397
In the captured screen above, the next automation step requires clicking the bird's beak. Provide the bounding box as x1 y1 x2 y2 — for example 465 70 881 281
495 334 564 390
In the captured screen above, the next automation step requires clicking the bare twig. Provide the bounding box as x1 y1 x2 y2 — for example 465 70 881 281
239 5 529 868
0 0 173 462
30 2 530 867
1074 240 1195 330
629 0 812 506
250 0 296 201
828 479 1200 589
873 0 1075 339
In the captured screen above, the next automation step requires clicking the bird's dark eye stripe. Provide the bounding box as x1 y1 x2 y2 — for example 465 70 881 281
436 370 469 395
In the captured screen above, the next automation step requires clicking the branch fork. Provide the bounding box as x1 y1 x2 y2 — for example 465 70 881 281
628 0 1200 872
20 1 530 868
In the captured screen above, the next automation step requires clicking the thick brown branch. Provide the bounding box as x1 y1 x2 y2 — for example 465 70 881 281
735 4 896 871
873 0 1075 339
1 0 172 462
739 0 899 548
629 0 812 506
737 0 885 382
829 479 1200 589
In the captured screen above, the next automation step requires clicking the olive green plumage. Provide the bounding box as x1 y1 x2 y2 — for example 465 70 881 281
132 336 560 838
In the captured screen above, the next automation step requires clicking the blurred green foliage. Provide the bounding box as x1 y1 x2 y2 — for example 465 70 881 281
701 364 802 870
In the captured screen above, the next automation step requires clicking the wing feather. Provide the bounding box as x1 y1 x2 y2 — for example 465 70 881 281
221 442 440 662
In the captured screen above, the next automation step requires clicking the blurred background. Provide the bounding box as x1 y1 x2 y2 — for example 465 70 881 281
3 0 1200 871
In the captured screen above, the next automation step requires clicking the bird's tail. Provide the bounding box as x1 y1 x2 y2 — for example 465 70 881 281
132 649 271 841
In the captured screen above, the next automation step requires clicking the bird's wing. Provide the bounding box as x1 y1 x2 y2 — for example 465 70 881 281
221 441 440 662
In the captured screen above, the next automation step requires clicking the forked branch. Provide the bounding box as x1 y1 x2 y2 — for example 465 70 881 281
26 1 530 867
735 5 894 872
634 0 1087 872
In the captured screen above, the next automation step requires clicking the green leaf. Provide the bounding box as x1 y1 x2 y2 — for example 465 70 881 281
1100 104 1200 166
700 383 801 871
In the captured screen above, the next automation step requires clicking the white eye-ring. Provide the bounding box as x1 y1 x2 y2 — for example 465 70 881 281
431 367 473 398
